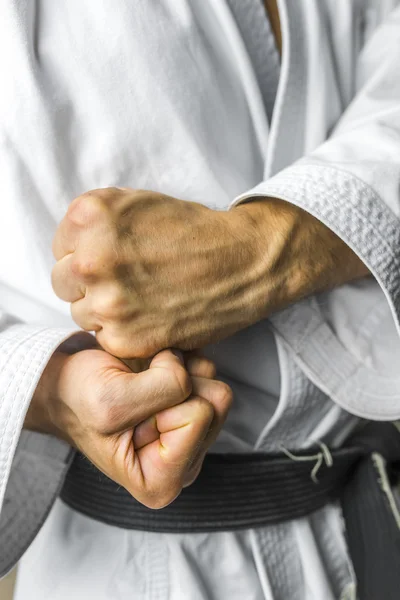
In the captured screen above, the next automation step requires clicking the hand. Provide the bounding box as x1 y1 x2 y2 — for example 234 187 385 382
25 348 232 508
52 188 369 359
51 188 264 358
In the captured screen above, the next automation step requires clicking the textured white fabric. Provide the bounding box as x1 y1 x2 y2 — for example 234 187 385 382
233 0 400 421
226 0 280 122
0 0 399 598
0 320 95 577
0 0 284 590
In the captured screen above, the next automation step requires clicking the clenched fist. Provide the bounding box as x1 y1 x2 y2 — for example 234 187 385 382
51 187 266 358
52 187 369 359
25 348 232 508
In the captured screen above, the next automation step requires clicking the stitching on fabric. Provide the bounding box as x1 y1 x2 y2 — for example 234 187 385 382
297 162 400 221
0 344 46 490
271 176 400 259
264 175 399 263
0 328 47 457
306 329 400 404
0 330 62 491
259 168 400 328
240 164 400 268
307 330 361 389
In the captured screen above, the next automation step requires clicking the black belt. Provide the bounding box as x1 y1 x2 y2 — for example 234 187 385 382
62 445 362 533
61 422 400 599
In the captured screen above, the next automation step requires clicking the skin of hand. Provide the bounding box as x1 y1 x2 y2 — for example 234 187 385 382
52 187 369 359
24 348 232 508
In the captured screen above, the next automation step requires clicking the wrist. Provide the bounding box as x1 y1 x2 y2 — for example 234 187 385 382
230 198 369 316
234 198 315 311
24 351 71 440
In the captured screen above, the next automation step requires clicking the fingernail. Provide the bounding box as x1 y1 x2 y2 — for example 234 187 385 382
171 349 184 364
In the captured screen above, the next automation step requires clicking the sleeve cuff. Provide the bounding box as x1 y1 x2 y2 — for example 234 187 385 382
232 163 400 334
231 163 400 421
0 325 96 577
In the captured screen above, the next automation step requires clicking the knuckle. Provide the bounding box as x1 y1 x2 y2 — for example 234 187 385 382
92 289 128 321
70 303 95 331
101 335 130 359
192 397 214 424
71 257 98 280
215 381 233 408
201 359 217 379
168 364 192 399
67 193 106 225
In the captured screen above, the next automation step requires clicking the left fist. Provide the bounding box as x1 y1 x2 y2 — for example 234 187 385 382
52 188 263 358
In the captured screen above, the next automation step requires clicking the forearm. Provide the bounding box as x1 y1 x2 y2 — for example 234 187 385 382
232 198 370 319
52 186 370 356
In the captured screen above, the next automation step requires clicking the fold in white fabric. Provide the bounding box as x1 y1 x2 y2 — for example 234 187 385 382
0 0 399 598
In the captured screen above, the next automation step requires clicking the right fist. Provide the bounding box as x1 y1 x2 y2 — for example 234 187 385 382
26 348 232 508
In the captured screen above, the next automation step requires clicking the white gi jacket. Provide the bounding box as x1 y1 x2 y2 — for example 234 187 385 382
1 1 400 598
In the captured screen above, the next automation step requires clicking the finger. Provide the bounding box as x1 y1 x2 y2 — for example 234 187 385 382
190 376 232 443
51 254 86 302
132 350 192 448
182 450 206 488
149 348 186 372
183 377 232 483
52 214 80 260
130 396 214 508
133 415 158 450
185 355 216 379
133 417 205 490
133 375 231 455
53 189 116 261
70 296 101 332
97 350 192 433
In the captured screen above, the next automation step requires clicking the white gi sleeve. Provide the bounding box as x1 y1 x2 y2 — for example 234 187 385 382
233 7 400 421
0 310 95 578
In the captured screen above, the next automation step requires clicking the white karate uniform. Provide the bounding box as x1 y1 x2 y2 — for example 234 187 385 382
1 1 400 598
